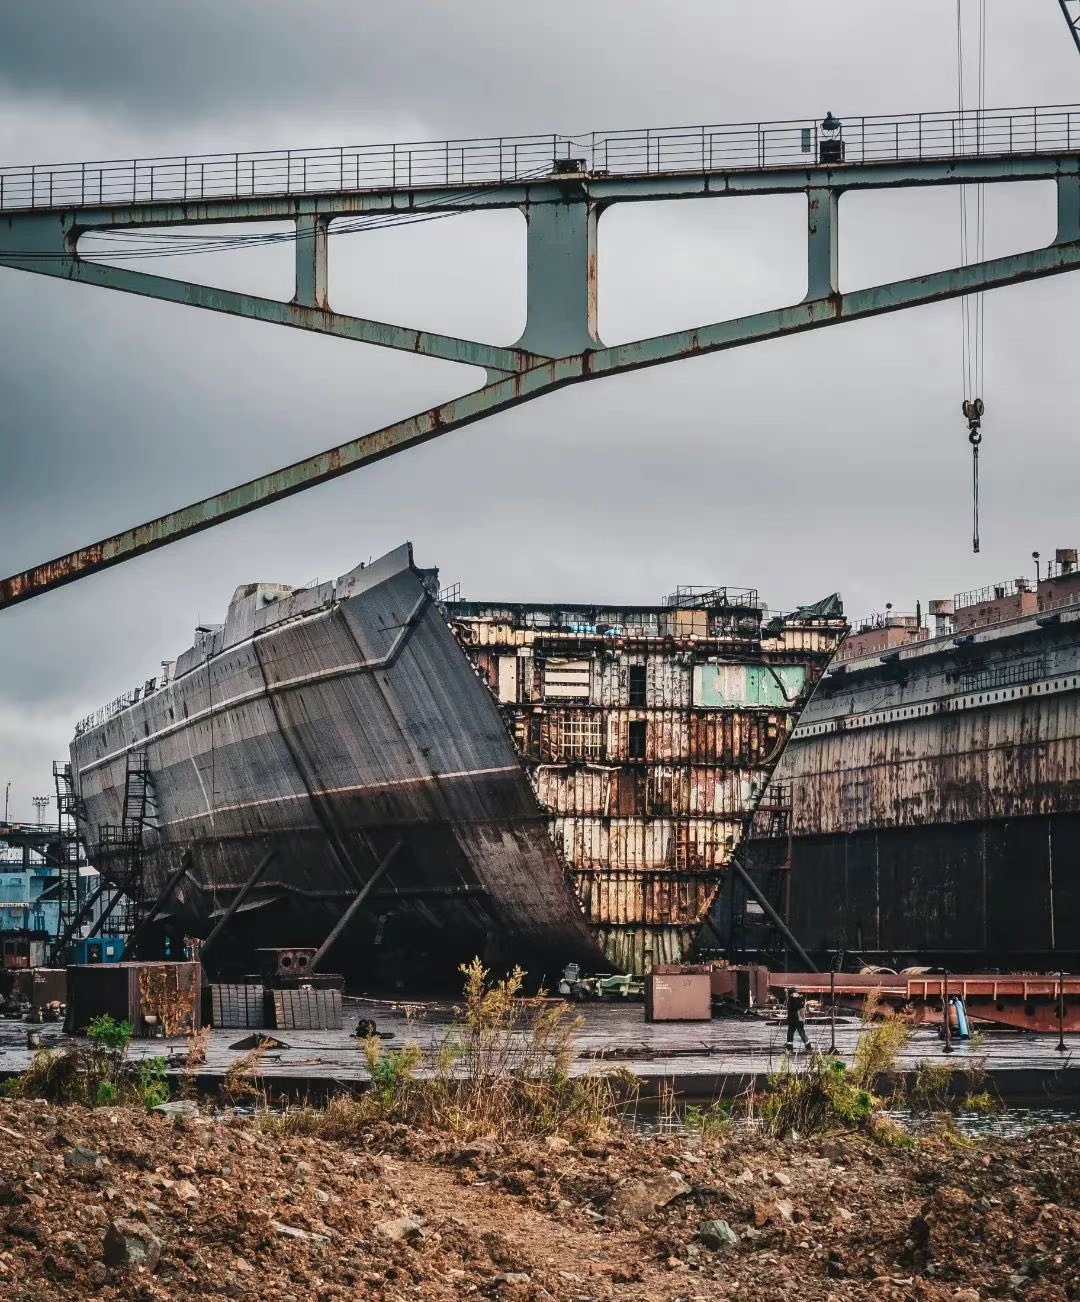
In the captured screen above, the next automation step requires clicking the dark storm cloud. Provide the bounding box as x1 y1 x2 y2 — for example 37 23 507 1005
4 0 1073 146
0 1 1079 818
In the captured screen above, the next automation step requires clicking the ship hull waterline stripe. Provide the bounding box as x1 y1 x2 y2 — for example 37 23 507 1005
148 766 525 828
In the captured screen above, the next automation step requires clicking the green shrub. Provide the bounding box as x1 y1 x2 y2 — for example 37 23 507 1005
6 1012 144 1106
850 1010 910 1090
682 1100 733 1138
962 1090 997 1114
95 1081 120 1106
87 1015 134 1053
762 1055 878 1136
908 1061 955 1112
762 1002 912 1139
136 1058 170 1110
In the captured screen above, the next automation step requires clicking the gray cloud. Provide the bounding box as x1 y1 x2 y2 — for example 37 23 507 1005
2 1 1076 146
1 1 1079 818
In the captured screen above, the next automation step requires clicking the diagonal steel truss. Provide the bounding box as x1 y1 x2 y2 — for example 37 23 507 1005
1060 0 1080 57
1 104 1079 609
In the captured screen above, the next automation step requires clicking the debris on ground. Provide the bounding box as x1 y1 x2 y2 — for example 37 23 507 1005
0 1099 1076 1300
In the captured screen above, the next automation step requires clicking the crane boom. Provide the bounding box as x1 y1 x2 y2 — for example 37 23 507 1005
1061 0 1080 57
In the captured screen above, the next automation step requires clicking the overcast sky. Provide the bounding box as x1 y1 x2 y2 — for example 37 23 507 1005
1 1 1078 820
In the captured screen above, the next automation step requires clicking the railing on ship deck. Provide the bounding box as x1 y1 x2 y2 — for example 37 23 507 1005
1 102 1079 211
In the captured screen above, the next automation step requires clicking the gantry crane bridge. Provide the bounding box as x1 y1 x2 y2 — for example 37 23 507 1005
0 95 1079 608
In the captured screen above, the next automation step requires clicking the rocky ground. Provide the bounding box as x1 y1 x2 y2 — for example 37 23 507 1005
0 1099 1076 1301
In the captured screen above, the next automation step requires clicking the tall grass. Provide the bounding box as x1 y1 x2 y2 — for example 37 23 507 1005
760 993 912 1139
268 959 637 1143
850 998 911 1090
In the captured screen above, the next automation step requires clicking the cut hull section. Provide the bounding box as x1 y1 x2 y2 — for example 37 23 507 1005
71 546 846 978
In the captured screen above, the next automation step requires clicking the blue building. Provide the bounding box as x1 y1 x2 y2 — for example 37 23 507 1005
0 861 59 936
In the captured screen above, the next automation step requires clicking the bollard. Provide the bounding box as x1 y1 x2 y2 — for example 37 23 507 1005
942 970 954 1054
829 969 837 1055
1057 971 1068 1053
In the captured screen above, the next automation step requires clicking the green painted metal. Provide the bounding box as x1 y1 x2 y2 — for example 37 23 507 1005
15 244 529 374
1 114 1079 610
0 153 1075 235
693 664 807 709
515 194 600 356
805 187 839 301
293 213 328 310
4 224 1079 612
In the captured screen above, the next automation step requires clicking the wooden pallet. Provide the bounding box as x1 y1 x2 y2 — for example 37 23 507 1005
271 987 343 1032
210 984 265 1030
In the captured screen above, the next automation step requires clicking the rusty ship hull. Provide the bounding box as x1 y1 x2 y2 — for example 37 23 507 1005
70 544 845 979
742 564 1080 968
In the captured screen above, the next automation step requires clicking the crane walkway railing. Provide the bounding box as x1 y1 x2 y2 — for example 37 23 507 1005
2 102 1079 213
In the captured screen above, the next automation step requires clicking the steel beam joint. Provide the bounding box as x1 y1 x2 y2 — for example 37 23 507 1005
294 213 329 309
805 187 840 302
516 197 600 357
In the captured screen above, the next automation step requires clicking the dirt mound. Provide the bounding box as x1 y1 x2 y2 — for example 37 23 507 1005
0 1099 1076 1300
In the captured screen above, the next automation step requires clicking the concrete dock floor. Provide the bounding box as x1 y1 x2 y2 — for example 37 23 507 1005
1 998 1077 1099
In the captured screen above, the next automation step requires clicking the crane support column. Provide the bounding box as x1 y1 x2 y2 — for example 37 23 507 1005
1058 166 1080 243
294 214 329 310
806 187 840 301
516 196 600 357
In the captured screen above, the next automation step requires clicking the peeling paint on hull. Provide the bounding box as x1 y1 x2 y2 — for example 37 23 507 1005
745 601 1080 965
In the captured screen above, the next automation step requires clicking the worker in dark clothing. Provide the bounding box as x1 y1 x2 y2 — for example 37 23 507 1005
784 987 811 1053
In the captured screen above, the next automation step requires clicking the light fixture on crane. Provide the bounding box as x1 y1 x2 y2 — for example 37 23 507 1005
819 111 845 164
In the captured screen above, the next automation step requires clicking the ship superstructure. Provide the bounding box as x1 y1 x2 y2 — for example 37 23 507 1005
69 545 845 979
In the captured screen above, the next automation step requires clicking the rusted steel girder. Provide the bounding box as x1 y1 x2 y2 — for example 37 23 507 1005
2 149 1079 610
772 971 1080 1033
3 231 1080 611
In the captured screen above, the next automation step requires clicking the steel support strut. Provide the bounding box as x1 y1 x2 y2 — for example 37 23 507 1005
805 188 839 301
730 855 817 973
294 214 329 310
308 840 403 972
1060 1 1080 58
516 195 600 355
123 849 194 959
200 849 275 958
3 232 1080 610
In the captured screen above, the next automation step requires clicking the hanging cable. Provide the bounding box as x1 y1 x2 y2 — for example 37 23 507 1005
957 0 988 553
0 165 554 263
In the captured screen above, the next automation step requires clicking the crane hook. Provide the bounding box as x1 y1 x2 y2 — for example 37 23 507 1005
961 399 984 554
